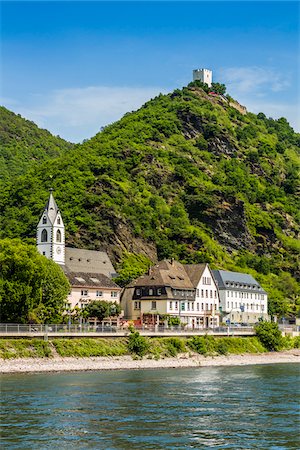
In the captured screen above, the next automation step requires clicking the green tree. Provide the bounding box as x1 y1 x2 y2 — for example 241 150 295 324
127 326 150 357
211 82 226 95
0 238 70 323
83 300 121 322
255 322 283 351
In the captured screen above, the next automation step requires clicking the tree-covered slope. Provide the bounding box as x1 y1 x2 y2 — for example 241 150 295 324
0 106 73 181
0 85 299 316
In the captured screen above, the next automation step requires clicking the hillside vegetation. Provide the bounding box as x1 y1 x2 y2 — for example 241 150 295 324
0 106 73 181
0 85 299 317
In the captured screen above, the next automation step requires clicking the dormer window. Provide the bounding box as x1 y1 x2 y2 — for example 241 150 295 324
41 229 48 242
43 216 47 224
149 288 153 296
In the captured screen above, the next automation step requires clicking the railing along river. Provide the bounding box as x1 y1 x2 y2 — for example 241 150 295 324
0 323 257 339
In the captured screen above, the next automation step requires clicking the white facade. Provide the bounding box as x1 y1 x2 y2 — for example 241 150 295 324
193 68 212 87
219 289 268 323
37 191 65 265
213 270 269 324
67 286 120 311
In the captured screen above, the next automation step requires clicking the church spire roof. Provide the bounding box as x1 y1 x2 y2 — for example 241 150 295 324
44 189 60 224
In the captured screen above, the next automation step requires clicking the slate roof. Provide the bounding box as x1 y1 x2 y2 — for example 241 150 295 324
64 270 120 289
44 191 59 224
64 247 116 277
212 270 267 294
128 259 194 289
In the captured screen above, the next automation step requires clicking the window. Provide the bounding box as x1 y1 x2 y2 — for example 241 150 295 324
197 289 199 297
136 289 141 296
56 229 61 242
157 288 162 296
149 288 153 296
197 303 199 311
81 290 88 296
191 303 194 311
210 290 213 298
41 229 48 242
151 301 157 310
134 301 141 310
187 302 190 311
201 289 204 297
57 217 61 224
203 277 211 285
169 301 173 310
201 303 204 310
205 290 208 298
175 301 178 310
42 251 46 256
111 291 118 298
42 216 47 224
214 291 217 298
96 291 103 297
181 302 185 311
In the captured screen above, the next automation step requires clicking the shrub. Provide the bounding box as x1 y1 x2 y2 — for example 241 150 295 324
188 336 209 355
165 337 186 356
127 328 150 357
255 321 283 351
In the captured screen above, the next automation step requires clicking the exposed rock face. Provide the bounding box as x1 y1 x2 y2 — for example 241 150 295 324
202 199 254 252
109 220 158 264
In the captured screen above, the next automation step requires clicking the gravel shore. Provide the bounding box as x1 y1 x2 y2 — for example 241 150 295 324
1 349 300 373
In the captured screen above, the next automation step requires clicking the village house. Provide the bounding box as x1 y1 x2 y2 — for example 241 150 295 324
36 190 121 312
212 270 268 324
121 259 220 328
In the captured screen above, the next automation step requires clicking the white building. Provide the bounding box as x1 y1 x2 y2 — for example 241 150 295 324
193 68 212 87
212 270 268 324
36 190 121 313
185 264 220 328
121 260 220 328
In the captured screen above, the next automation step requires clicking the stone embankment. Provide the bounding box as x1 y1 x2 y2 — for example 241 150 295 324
1 349 299 374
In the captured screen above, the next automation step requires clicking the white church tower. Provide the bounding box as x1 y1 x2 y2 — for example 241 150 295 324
37 189 65 265
193 68 212 87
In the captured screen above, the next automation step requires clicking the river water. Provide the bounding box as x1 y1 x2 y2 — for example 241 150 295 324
1 364 299 449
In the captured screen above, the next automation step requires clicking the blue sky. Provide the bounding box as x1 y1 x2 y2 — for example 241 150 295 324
1 1 299 142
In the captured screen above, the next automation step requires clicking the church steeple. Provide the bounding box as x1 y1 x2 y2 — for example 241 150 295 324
37 190 65 265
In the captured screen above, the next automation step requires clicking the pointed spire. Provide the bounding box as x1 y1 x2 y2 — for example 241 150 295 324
45 189 59 224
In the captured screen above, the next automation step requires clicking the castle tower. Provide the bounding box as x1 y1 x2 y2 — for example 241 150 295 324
37 189 65 265
193 68 212 87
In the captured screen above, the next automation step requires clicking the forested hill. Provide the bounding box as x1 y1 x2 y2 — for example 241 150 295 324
1 84 299 315
0 106 73 181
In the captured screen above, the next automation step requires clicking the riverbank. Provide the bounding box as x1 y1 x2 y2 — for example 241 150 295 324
1 349 299 373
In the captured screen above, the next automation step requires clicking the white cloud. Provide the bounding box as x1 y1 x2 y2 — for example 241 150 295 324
221 66 299 131
2 85 167 142
222 66 291 94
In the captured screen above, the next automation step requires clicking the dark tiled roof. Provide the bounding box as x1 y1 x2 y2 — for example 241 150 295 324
184 264 207 286
128 259 194 289
64 271 120 289
64 247 116 277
